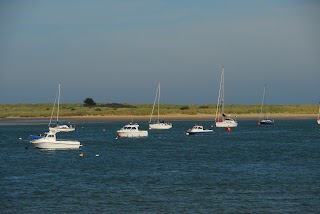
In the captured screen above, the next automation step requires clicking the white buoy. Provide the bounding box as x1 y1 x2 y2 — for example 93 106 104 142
95 154 100 157
19 137 22 140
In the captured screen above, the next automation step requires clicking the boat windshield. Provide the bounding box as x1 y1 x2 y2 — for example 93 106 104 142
124 126 137 130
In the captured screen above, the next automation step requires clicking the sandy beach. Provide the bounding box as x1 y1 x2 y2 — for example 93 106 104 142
1 114 317 123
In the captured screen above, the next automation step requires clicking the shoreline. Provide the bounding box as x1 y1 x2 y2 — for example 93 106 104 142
0 114 317 122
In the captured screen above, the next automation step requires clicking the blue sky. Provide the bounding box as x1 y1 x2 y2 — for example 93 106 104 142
0 0 319 104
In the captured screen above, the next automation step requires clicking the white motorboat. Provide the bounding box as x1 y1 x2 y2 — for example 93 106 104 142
48 83 75 132
149 82 172 130
117 123 148 138
31 131 82 149
258 84 274 126
215 66 238 128
186 125 213 135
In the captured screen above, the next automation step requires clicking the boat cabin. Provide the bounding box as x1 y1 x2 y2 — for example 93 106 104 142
192 125 204 130
43 132 57 141
121 123 140 131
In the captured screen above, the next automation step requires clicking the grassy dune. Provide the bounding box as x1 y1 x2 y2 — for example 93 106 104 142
0 103 318 118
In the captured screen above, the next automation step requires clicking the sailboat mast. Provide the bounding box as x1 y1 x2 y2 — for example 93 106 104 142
149 82 159 123
215 66 224 122
318 101 320 119
221 66 225 116
57 82 60 124
49 83 59 127
259 85 266 120
157 82 160 123
264 85 267 119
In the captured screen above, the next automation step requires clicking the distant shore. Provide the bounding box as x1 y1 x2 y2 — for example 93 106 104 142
1 103 318 120
0 113 317 122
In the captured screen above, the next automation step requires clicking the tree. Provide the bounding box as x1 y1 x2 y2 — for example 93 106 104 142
83 97 96 106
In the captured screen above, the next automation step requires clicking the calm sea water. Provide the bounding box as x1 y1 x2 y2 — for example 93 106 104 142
1 119 319 213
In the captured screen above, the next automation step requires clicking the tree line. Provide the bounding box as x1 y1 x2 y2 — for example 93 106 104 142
83 98 136 108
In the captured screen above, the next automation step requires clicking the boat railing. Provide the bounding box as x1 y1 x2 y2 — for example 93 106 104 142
56 139 79 142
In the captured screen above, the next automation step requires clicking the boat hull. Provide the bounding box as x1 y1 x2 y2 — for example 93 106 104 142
149 123 172 130
186 130 213 135
49 126 75 132
34 141 82 149
317 119 320 125
117 131 148 138
215 121 238 128
259 119 274 125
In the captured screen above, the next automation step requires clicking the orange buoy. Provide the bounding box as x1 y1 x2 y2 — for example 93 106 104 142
79 153 84 157
227 126 231 132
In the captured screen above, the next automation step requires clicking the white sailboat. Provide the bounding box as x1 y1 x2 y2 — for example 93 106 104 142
215 66 238 128
149 82 172 130
317 102 320 125
258 84 274 125
48 83 75 132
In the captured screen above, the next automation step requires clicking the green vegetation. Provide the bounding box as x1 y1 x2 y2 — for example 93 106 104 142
0 103 318 118
96 103 136 108
180 105 190 110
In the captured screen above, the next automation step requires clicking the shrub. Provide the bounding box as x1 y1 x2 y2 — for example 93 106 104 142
180 105 190 110
98 103 136 108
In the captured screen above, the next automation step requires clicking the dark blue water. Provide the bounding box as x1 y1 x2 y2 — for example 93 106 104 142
1 119 319 213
